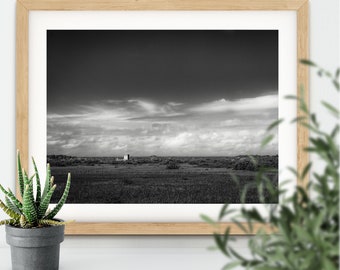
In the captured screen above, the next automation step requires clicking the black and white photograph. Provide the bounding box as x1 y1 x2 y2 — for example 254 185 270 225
47 30 279 204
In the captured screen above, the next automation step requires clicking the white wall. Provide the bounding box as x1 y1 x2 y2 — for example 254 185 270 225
310 0 340 133
0 0 338 269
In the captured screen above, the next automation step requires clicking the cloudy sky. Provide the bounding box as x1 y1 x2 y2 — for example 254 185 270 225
47 30 278 157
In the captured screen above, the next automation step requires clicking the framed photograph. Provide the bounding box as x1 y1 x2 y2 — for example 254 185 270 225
16 0 309 235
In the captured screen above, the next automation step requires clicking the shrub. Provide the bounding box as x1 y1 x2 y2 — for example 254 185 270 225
166 161 180 170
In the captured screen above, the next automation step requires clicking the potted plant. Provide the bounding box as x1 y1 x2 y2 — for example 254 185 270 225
202 62 339 269
0 151 71 270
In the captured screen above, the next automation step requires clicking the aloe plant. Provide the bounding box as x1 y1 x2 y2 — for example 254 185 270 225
0 151 71 228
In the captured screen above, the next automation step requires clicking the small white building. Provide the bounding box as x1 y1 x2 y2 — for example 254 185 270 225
123 154 130 161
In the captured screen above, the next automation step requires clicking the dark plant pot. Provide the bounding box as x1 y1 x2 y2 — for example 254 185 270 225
5 224 65 270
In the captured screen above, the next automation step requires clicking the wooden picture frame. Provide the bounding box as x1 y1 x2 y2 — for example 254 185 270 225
16 0 309 235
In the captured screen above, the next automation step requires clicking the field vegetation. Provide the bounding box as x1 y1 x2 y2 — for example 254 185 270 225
48 155 278 204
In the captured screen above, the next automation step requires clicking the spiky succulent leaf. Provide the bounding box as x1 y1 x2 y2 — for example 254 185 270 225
5 197 21 215
50 176 54 188
1 154 72 228
19 214 29 228
23 170 30 186
0 219 18 226
32 158 42 205
42 163 51 201
7 188 23 211
0 184 22 211
45 173 71 219
22 184 37 225
38 184 56 219
0 199 20 220
17 150 24 198
38 219 70 226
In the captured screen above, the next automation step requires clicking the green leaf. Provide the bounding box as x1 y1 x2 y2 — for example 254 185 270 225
291 224 313 242
229 173 240 188
304 146 317 152
5 197 21 215
300 59 317 66
333 79 340 91
38 219 71 226
0 199 20 220
335 67 340 78
255 265 279 270
287 166 299 178
200 214 217 227
321 257 337 270
19 215 28 228
310 113 319 127
0 219 18 226
22 170 30 186
243 208 265 223
299 99 309 114
214 233 229 256
17 150 24 198
324 70 333 78
301 122 325 135
285 95 299 100
261 134 274 147
322 101 340 117
231 218 249 234
296 186 309 203
50 175 54 188
240 184 249 203
290 116 307 123
38 184 56 219
22 184 37 225
267 119 284 131
221 227 231 245
0 184 22 211
32 158 42 205
42 163 51 201
330 125 339 138
222 261 242 270
206 246 218 251
45 173 71 219
219 204 236 221
219 204 228 221
310 137 330 152
301 162 312 180
228 247 248 262
248 155 258 167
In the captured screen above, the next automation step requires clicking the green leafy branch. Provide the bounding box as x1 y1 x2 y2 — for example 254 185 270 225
202 63 339 270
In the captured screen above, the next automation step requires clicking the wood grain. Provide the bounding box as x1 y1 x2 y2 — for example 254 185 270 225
16 0 309 235
16 2 29 199
297 1 309 189
19 0 306 11
65 222 274 235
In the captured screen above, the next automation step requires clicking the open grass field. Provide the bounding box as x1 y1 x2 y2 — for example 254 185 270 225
49 155 278 204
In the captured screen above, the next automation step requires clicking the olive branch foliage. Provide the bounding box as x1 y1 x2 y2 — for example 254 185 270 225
0 151 71 228
201 62 339 270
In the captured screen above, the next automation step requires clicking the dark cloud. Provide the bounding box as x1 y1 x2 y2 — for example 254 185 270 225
47 30 278 113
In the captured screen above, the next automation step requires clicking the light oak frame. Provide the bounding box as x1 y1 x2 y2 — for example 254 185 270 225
16 0 309 235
